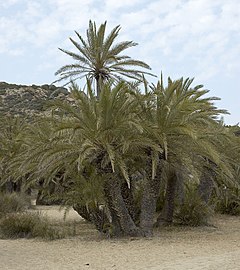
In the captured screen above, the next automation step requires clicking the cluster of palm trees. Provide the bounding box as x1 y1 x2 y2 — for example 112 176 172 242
0 21 239 237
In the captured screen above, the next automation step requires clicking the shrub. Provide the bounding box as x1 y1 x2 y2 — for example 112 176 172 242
32 218 63 240
0 212 39 238
175 183 213 226
0 192 30 219
214 186 240 215
0 212 63 240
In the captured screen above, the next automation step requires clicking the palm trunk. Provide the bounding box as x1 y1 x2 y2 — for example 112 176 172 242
139 160 163 237
156 172 177 226
73 204 109 233
104 181 122 236
121 180 137 222
97 158 141 237
5 180 14 193
73 204 92 222
89 207 110 233
105 176 142 237
198 166 215 204
96 77 101 99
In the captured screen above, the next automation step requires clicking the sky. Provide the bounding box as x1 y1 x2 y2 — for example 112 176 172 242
0 0 239 125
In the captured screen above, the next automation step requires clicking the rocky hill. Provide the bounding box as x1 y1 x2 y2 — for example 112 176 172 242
0 82 73 119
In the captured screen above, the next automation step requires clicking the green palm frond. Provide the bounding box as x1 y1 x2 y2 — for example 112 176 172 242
54 20 154 97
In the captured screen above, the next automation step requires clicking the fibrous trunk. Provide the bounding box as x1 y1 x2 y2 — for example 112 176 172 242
103 181 122 236
198 166 215 204
139 160 163 237
73 204 109 233
156 172 178 226
121 180 138 222
104 176 142 237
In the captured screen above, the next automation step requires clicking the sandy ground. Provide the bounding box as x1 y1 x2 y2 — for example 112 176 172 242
0 206 240 270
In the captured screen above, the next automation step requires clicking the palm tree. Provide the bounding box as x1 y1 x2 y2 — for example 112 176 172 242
7 76 237 237
134 76 229 233
211 125 240 215
54 20 154 97
11 81 157 236
156 78 235 226
0 116 26 192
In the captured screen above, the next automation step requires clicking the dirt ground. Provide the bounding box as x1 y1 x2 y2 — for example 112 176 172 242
0 206 240 270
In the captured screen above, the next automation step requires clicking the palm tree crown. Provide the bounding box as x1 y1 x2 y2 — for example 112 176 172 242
54 20 154 97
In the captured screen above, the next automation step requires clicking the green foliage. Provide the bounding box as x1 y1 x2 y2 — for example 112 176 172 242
0 117 25 179
175 183 213 226
31 216 65 240
12 81 155 190
54 20 154 97
0 212 63 240
213 145 240 216
0 192 30 219
0 212 37 238
1 20 239 236
214 186 240 215
60 166 105 209
4 77 236 236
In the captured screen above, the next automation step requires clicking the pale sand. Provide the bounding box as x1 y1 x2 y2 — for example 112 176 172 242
0 206 240 270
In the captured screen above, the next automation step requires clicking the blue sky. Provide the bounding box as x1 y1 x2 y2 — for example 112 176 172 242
1 0 239 125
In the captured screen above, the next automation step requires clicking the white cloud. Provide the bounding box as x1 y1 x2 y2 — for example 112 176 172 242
0 0 21 8
0 0 239 123
104 0 144 9
1 0 240 83
127 0 240 81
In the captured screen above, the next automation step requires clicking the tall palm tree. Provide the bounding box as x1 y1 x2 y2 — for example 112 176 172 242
54 20 154 97
134 76 229 234
155 78 233 226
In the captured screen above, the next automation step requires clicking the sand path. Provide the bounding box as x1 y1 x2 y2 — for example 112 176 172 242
0 206 240 270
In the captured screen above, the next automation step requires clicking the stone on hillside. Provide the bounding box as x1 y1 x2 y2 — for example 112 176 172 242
0 82 70 119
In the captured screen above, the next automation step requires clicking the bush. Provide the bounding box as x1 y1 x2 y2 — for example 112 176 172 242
214 186 240 215
0 192 30 219
0 212 63 240
175 183 213 226
32 218 63 240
